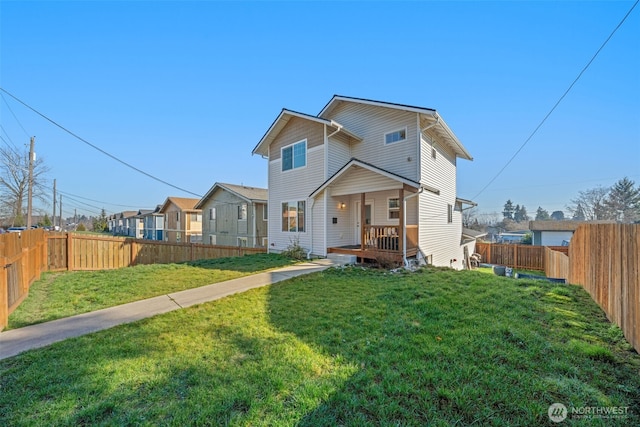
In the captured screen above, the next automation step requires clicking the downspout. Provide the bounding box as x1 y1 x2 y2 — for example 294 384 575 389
307 198 315 259
403 187 424 268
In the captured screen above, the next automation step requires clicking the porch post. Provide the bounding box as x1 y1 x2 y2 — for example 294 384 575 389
360 192 366 251
399 188 404 253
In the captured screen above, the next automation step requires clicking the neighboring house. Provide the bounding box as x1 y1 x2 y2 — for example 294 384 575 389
141 205 165 241
111 211 137 236
495 231 529 244
195 182 268 247
252 95 477 269
130 209 151 239
529 220 615 246
159 197 202 243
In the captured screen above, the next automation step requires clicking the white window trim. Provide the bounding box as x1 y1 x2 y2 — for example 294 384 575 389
262 204 268 221
388 197 400 220
281 139 307 172
281 200 306 233
384 127 407 145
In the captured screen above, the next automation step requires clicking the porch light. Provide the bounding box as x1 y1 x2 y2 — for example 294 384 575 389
340 202 346 209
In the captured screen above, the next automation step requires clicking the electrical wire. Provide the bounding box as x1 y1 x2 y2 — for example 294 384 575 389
0 87 204 198
470 0 639 201
1 93 31 140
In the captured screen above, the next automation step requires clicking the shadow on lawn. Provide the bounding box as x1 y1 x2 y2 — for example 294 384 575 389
265 266 640 426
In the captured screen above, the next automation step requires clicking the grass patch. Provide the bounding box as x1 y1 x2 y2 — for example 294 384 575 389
1 266 639 425
7 253 296 329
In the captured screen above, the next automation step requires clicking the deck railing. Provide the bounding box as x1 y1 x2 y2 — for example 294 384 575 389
363 225 418 252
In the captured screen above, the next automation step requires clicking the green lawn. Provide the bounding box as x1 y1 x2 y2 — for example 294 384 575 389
1 265 638 426
7 253 296 329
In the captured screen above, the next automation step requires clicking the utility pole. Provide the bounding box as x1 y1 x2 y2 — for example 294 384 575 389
26 136 35 229
59 194 62 229
52 179 57 228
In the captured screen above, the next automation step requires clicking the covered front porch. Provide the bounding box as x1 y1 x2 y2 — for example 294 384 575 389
310 159 435 264
328 223 419 263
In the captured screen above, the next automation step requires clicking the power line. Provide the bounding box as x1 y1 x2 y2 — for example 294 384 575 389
57 190 147 210
471 0 639 201
0 87 204 198
1 93 31 139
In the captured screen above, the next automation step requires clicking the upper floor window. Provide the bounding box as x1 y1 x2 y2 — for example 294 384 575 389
385 128 407 145
282 140 306 171
447 204 453 223
238 204 247 220
209 208 216 221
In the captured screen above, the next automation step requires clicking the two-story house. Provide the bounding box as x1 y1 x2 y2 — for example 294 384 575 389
159 197 202 243
252 95 476 269
141 205 165 241
195 182 268 247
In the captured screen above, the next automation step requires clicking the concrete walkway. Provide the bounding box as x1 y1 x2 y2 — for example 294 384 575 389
0 259 338 361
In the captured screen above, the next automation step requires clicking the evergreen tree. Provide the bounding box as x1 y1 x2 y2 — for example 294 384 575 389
605 177 640 223
92 209 108 232
535 207 550 220
514 205 529 222
572 204 586 221
550 210 565 221
503 200 515 220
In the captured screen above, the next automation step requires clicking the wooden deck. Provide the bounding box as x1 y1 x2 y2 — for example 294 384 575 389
328 224 418 263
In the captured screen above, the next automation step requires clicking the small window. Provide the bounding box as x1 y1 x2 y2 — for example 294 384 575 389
190 213 200 222
176 212 180 221
388 198 400 220
447 204 453 223
432 147 437 159
209 208 216 221
282 140 307 171
262 204 268 221
385 128 407 145
238 203 247 220
237 237 248 247
209 235 216 245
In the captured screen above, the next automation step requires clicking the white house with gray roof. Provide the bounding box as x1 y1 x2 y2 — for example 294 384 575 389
252 95 477 269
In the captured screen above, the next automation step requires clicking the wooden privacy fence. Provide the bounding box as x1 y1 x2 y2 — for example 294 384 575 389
475 242 568 271
567 224 639 354
1 231 267 330
0 229 48 331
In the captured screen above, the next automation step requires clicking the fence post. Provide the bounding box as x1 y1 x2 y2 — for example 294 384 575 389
0 243 7 331
66 233 74 271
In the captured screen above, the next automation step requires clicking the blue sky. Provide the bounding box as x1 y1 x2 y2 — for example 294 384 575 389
1 0 638 220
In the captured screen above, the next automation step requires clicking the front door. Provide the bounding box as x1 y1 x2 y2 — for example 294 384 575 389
355 202 372 244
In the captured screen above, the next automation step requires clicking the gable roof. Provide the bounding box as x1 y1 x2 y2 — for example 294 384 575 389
309 158 439 198
159 197 201 213
319 95 473 161
195 182 267 209
252 108 362 157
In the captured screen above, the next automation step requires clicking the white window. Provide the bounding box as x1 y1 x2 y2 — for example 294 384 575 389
238 237 248 247
282 140 307 171
262 204 268 221
209 235 216 245
384 128 407 145
388 198 400 220
447 204 453 223
238 203 247 220
262 237 268 247
209 208 216 220
281 201 305 232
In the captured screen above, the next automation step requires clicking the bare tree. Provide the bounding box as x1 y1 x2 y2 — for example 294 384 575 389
567 186 611 221
0 145 50 226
